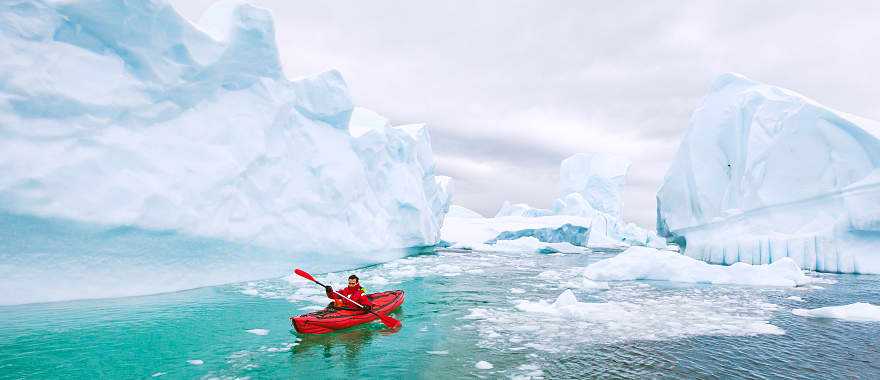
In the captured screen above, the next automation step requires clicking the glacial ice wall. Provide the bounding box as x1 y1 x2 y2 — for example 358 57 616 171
0 0 451 304
657 73 880 274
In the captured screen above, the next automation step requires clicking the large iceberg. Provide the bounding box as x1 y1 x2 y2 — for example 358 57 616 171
0 0 451 304
657 73 880 274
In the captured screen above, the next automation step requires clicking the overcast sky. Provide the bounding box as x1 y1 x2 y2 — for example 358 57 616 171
173 0 880 227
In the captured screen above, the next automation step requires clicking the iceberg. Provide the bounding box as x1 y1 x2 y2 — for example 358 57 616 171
559 153 630 219
444 153 665 251
0 0 451 305
584 246 818 287
657 73 880 274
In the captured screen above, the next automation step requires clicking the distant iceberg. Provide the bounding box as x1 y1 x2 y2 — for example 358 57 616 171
657 73 880 274
558 153 629 219
0 0 450 304
443 153 665 251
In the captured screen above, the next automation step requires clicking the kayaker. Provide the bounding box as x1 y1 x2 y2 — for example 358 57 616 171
325 275 373 311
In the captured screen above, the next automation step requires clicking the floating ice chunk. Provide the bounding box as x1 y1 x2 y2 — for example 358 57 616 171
262 342 298 353
151 372 166 377
463 308 491 320
475 361 494 370
515 290 630 321
792 303 880 322
563 278 610 291
426 350 449 355
510 288 526 294
536 270 561 280
187 360 204 366
584 247 817 287
246 329 269 336
786 296 804 302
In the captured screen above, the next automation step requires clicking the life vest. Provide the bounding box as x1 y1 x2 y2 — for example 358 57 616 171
333 286 367 307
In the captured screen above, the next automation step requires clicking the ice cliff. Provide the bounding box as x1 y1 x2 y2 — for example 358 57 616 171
657 73 880 274
0 0 451 304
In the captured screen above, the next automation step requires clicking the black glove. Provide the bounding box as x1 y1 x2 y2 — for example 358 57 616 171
325 285 332 292
362 305 372 312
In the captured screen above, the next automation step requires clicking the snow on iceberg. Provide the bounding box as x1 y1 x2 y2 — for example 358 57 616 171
584 246 818 287
446 205 484 219
494 201 553 218
657 73 880 274
0 0 451 305
792 303 880 322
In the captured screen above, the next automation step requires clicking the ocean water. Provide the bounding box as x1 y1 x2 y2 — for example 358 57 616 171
1 248 879 379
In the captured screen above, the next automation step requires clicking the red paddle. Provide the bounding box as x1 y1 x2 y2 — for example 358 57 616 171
294 268 402 330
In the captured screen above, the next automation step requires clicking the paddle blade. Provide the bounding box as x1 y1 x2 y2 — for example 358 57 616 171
377 313 401 330
294 268 316 283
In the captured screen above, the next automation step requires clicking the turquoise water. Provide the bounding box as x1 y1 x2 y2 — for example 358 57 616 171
2 248 879 379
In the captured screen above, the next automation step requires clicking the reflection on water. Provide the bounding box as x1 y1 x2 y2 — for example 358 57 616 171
294 325 376 359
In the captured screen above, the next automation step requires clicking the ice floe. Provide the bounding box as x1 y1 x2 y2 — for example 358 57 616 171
792 303 880 322
584 247 819 287
475 361 494 370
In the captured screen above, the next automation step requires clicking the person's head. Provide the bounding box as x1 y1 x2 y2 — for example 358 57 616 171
348 275 359 287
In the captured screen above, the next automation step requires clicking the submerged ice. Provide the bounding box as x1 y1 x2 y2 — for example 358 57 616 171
0 0 450 304
657 73 880 274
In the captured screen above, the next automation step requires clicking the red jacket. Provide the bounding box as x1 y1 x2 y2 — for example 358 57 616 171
327 285 373 309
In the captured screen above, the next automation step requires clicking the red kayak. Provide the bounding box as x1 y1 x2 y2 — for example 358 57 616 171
291 290 405 334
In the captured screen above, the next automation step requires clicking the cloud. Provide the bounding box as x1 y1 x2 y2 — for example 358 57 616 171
172 0 880 227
